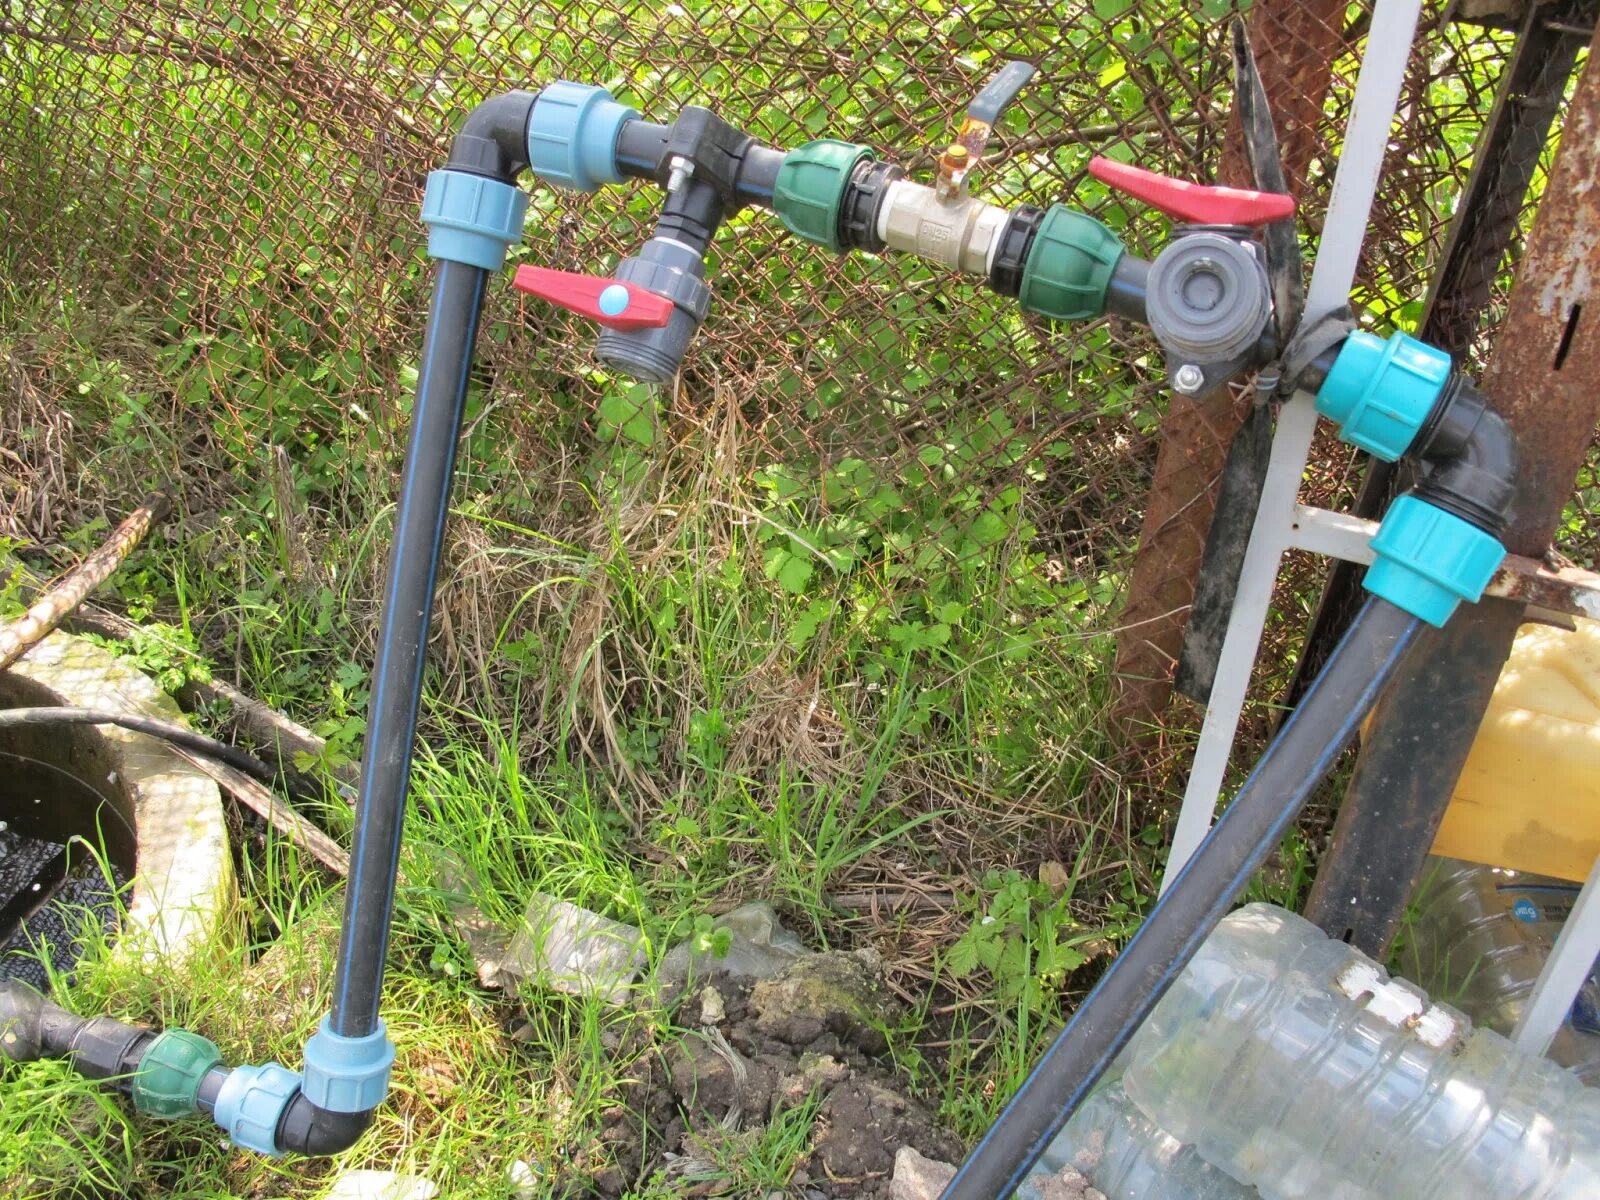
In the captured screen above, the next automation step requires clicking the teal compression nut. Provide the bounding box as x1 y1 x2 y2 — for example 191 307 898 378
1315 330 1450 461
1364 495 1506 627
420 170 528 270
301 1017 395 1113
528 81 638 193
132 1028 222 1119
214 1063 302 1156
773 139 874 251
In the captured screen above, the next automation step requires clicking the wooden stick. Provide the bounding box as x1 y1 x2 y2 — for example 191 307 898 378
0 491 171 672
179 674 359 795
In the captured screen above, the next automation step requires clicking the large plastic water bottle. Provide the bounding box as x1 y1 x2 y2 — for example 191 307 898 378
1398 855 1600 1085
1124 903 1600 1200
1019 1076 1256 1199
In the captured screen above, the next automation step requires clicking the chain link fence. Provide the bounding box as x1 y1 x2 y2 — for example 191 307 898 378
0 1 1584 833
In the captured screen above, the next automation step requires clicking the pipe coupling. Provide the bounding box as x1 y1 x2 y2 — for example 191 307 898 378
301 1016 395 1114
1364 495 1506 627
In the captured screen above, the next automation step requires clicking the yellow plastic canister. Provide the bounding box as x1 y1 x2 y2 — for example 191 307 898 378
1429 619 1600 883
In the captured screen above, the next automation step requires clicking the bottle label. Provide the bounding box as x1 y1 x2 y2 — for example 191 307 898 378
1494 882 1600 1034
1335 961 1463 1050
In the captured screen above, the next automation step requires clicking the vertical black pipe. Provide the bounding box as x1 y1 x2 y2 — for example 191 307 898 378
939 598 1424 1200
331 260 488 1037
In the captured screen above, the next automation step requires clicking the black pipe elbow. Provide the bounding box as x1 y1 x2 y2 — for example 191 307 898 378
449 90 538 182
275 1092 375 1156
1412 377 1518 537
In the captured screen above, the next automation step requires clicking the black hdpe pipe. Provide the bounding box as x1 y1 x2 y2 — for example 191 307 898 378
0 201 495 1164
4 88 611 1157
331 259 488 1038
0 707 279 785
0 270 490 1139
0 981 151 1080
939 596 1425 1199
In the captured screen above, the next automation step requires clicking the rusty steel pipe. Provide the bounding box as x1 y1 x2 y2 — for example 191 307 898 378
1304 25 1600 955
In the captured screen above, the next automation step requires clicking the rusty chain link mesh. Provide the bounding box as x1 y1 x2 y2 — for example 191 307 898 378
0 2 1584 830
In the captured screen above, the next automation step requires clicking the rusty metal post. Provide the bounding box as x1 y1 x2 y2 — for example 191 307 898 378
1113 0 1349 732
1303 23 1600 953
1284 0 1594 710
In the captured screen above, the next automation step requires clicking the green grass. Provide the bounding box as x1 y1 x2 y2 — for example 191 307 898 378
654 1086 826 1195
0 78 1175 1188
0 0 1539 1187
0 1058 140 1196
0 282 1153 1197
0 711 1129 1196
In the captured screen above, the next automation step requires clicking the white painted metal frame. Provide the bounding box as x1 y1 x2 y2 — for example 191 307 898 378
1162 0 1426 886
1515 852 1600 1056
1159 0 1600 1071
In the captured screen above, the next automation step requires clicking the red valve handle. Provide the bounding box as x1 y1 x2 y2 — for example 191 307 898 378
512 266 675 332
1088 156 1294 227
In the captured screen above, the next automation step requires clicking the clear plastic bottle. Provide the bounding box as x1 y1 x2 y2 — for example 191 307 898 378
1124 902 1600 1200
1018 1075 1257 1200
1398 855 1600 1085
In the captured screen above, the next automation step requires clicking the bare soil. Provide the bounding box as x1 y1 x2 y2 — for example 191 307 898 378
593 950 962 1198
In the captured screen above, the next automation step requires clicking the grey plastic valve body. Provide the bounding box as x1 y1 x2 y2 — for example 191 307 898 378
595 237 713 383
1144 232 1271 367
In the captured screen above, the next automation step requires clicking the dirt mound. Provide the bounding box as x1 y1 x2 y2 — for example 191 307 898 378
594 949 962 1197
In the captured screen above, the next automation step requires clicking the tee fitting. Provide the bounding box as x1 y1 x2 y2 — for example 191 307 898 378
1316 330 1519 626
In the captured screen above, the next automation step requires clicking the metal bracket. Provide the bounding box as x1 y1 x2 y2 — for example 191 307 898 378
1163 0 1428 888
